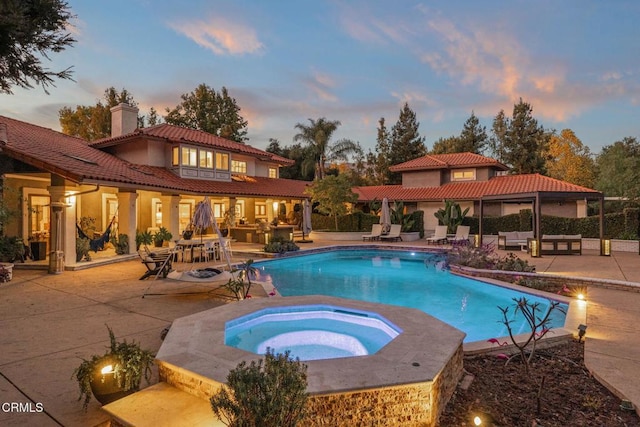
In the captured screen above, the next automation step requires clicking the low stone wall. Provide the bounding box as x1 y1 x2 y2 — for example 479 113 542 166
450 265 640 293
306 344 463 426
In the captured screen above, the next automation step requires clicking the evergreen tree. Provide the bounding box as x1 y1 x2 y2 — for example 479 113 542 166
488 109 508 163
388 103 426 183
490 99 548 174
431 136 461 154
58 87 137 140
265 140 314 181
1 0 75 94
458 111 487 154
363 117 393 184
164 84 248 143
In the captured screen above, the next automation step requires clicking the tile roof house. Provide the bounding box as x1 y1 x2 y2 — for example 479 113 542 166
353 152 603 235
0 105 310 271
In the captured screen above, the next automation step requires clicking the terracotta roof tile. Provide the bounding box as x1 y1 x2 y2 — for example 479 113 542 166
354 174 600 202
0 115 308 198
91 123 294 165
389 152 508 172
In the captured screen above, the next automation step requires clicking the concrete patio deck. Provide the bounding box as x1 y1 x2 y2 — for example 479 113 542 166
1 240 639 426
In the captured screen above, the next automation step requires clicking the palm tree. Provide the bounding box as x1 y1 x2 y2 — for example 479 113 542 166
293 117 361 180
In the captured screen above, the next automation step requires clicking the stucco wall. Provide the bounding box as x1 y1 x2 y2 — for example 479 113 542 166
402 170 441 187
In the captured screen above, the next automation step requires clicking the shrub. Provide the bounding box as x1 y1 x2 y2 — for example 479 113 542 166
264 237 299 254
211 349 309 427
493 252 535 273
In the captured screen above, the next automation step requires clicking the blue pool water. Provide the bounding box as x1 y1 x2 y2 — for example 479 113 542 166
254 249 567 343
225 305 401 361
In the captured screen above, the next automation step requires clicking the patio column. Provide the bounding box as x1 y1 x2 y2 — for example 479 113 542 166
117 190 138 254
161 195 180 240
47 185 78 273
478 199 484 246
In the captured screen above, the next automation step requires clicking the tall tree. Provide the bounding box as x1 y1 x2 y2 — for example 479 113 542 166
488 109 508 163
545 129 596 188
265 139 314 181
293 117 360 180
431 136 461 154
595 137 640 200
491 99 548 174
164 84 248 143
388 103 427 183
0 0 75 94
458 111 488 154
59 87 137 141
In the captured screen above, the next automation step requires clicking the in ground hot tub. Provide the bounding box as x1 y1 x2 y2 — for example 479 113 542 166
156 295 465 426
224 305 401 361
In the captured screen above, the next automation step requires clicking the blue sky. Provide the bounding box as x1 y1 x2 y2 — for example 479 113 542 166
2 0 640 155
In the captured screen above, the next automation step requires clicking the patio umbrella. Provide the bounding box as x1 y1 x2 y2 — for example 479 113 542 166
298 199 313 243
380 198 391 234
191 196 233 271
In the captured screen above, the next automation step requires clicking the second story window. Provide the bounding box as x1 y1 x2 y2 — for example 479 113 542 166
452 169 475 181
199 149 213 169
216 152 229 171
231 160 247 174
181 147 198 167
268 167 277 178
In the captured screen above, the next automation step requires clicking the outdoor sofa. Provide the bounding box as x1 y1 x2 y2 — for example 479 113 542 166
497 231 534 250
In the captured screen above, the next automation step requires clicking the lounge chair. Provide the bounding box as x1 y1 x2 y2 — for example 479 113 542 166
362 224 383 241
449 225 470 246
138 248 174 280
380 224 402 242
426 225 448 244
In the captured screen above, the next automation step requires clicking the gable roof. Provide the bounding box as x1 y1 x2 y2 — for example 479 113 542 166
389 152 508 172
0 115 308 198
91 123 294 166
354 173 601 202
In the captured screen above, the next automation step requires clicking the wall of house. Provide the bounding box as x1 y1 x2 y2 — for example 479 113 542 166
231 153 256 176
541 201 578 218
401 170 441 187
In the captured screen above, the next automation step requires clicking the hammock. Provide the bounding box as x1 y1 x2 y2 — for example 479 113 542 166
76 216 116 252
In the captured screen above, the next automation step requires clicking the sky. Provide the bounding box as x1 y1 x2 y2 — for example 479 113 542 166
2 0 640 155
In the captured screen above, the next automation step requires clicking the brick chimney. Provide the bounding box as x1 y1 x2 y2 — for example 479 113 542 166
110 103 139 137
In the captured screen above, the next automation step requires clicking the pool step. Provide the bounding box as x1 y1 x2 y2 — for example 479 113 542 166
102 382 224 427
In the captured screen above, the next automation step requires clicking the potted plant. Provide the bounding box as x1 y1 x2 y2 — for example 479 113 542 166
0 235 25 263
72 326 155 411
152 227 172 247
0 263 13 283
135 230 153 251
111 234 129 255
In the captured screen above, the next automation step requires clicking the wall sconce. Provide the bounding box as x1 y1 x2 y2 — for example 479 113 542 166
577 324 587 342
600 238 611 256
473 234 480 248
529 239 540 257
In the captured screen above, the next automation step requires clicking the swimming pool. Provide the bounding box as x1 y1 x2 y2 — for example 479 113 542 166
254 249 567 343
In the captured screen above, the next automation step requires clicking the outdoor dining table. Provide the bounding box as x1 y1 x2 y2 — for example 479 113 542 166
175 236 220 262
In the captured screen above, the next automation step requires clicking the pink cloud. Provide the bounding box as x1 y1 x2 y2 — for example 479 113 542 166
168 17 263 55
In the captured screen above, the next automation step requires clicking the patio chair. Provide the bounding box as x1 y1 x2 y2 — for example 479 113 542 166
449 225 470 246
380 224 402 242
138 248 174 280
362 224 383 241
426 225 448 244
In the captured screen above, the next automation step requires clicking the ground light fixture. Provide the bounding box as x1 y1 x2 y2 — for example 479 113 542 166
529 239 540 257
471 412 495 426
600 238 611 256
578 324 588 342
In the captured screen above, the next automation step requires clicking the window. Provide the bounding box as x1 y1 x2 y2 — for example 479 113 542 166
181 147 198 167
172 147 179 166
231 160 247 174
213 203 225 218
255 203 267 216
216 152 229 170
179 201 194 232
268 167 277 178
199 149 213 168
452 169 475 181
